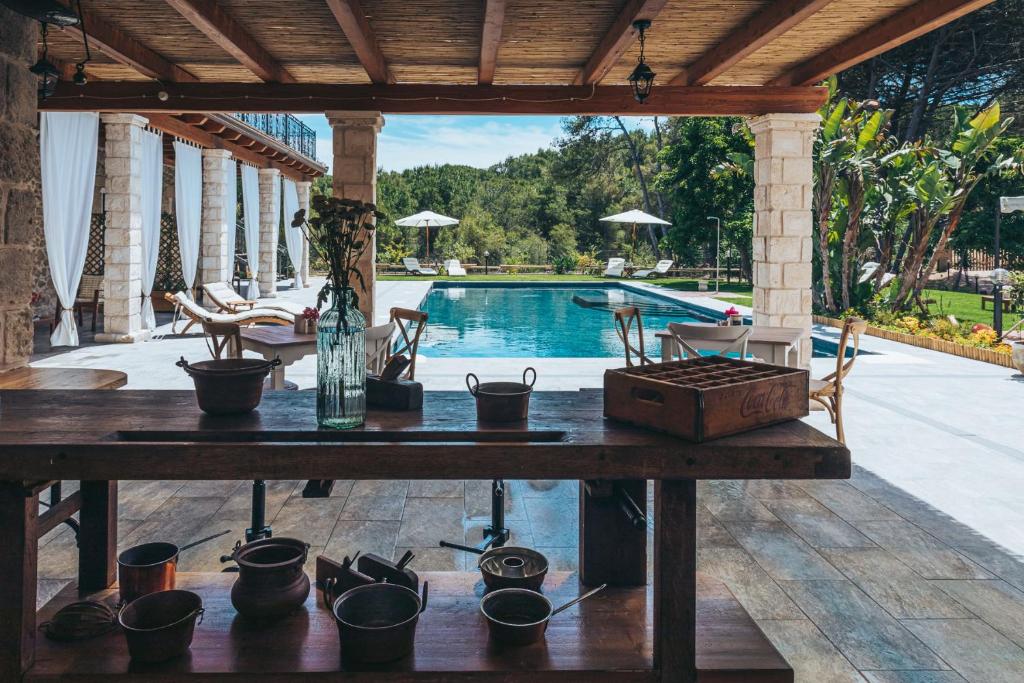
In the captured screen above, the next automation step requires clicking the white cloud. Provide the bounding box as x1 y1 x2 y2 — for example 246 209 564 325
378 119 562 171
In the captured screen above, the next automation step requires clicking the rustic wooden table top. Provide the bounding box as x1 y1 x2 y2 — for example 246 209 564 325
240 325 316 347
0 367 127 390
0 390 848 482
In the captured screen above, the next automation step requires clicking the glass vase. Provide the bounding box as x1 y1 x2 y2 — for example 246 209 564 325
316 288 366 429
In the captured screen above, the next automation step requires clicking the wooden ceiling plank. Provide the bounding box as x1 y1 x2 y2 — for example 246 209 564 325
670 0 836 86
769 0 996 86
478 0 506 85
324 0 394 84
43 82 828 116
163 0 296 83
58 1 198 82
573 0 668 86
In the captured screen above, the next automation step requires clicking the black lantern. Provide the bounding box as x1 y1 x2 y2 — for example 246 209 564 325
31 24 60 99
627 20 655 104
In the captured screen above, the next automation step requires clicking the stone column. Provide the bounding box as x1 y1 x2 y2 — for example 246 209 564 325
296 180 312 287
748 113 820 367
199 149 233 305
0 7 43 369
326 111 384 323
257 168 281 298
96 114 150 343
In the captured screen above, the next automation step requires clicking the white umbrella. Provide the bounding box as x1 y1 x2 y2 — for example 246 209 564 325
395 210 459 260
600 209 671 246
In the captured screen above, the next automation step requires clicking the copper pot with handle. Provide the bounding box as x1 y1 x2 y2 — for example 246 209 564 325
117 530 231 605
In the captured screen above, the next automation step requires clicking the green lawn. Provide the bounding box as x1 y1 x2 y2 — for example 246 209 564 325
922 288 1022 329
377 273 754 306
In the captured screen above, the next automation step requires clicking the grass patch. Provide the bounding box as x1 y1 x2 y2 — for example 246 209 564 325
922 288 1022 329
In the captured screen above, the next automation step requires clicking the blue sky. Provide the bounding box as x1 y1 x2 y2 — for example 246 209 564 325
297 114 653 173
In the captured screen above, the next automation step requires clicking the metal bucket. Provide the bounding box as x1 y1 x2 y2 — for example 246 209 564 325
119 590 204 663
177 356 281 415
467 368 536 422
328 582 429 664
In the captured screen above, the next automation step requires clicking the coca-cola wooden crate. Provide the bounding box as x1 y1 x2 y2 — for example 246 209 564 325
604 357 809 442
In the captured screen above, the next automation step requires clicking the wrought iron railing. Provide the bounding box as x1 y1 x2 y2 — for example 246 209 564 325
232 113 318 161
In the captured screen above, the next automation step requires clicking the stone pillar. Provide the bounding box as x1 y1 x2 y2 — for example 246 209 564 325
0 8 43 370
296 180 312 287
326 111 384 323
257 168 281 298
748 113 820 367
199 149 233 304
96 114 150 343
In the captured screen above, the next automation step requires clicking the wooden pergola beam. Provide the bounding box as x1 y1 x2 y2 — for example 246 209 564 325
478 0 506 85
43 82 828 115
573 0 668 86
57 1 198 82
670 0 836 86
769 0 995 86
324 0 394 84
163 0 296 83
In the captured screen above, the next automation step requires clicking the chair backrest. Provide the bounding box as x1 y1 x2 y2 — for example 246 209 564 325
824 317 867 389
365 321 396 375
605 258 625 274
78 274 104 301
203 281 244 307
172 291 211 320
388 307 428 380
668 322 750 360
402 258 421 271
655 260 674 274
613 306 651 367
202 321 242 359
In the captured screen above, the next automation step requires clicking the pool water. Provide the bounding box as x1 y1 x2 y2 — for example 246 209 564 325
416 284 723 358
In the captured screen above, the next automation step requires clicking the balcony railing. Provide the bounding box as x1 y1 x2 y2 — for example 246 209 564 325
233 113 318 161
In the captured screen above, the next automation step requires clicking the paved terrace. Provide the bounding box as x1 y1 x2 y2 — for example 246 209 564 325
30 279 1024 682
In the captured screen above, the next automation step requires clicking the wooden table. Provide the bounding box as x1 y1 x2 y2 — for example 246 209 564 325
240 325 316 389
0 367 127 390
657 325 804 367
0 390 849 683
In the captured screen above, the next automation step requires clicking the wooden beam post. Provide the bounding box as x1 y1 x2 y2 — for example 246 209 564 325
653 479 697 683
0 482 38 680
573 0 668 86
78 481 118 591
478 0 506 85
324 0 395 84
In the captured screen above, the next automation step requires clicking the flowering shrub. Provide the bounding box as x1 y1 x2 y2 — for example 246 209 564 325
850 310 1011 354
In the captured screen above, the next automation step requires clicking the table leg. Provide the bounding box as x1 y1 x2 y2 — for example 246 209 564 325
271 366 285 390
0 481 38 680
78 481 117 590
661 338 674 362
654 479 697 683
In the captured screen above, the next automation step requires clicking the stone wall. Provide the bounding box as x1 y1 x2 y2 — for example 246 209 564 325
0 7 41 370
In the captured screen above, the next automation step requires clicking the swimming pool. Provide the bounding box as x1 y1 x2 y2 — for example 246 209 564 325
416 283 727 358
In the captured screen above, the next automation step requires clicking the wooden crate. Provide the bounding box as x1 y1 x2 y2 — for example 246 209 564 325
604 357 809 442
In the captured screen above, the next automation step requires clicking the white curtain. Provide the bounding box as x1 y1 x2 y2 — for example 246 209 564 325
226 159 238 282
140 129 163 330
41 112 99 347
282 178 303 289
174 140 202 297
241 164 261 298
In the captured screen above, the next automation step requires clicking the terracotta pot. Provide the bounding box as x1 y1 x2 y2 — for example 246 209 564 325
1013 341 1024 374
223 537 311 620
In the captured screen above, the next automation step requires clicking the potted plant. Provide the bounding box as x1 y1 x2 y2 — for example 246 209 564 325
724 306 743 326
296 306 319 334
292 196 382 429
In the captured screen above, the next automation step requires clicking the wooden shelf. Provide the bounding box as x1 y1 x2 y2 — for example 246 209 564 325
27 571 790 682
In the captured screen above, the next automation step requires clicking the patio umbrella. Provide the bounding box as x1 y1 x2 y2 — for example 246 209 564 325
395 210 459 260
600 209 671 248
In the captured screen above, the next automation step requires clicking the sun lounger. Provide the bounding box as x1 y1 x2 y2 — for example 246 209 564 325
444 259 467 276
202 281 305 317
166 291 294 334
632 259 674 278
403 258 438 276
603 258 626 277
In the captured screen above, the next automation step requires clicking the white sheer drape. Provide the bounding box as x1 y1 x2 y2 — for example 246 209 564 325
282 178 303 289
140 129 163 330
174 140 202 297
226 160 238 281
240 164 261 298
41 112 99 347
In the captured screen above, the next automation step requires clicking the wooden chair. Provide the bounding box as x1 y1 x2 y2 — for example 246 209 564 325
388 307 428 380
809 317 867 445
667 322 751 360
202 321 243 360
365 321 396 375
613 306 652 367
54 274 104 332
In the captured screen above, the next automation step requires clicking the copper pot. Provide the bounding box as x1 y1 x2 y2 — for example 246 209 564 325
327 582 428 664
176 356 281 415
118 530 230 605
467 368 536 422
222 537 311 620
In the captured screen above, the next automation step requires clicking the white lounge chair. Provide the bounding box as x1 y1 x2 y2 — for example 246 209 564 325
202 281 305 317
444 259 467 277
403 258 438 276
166 291 294 334
603 258 626 277
632 259 674 279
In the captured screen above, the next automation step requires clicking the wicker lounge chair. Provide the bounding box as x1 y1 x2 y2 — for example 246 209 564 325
165 291 294 334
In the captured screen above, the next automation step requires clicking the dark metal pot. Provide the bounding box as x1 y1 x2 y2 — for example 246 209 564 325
480 584 605 647
119 589 204 663
327 581 428 665
467 367 536 422
222 537 311 620
448 544 548 591
176 356 281 415
118 531 231 605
